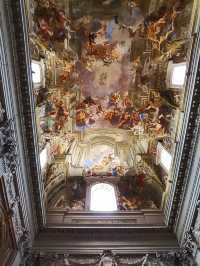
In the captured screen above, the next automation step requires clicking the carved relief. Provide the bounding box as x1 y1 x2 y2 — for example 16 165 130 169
0 93 30 262
30 250 195 266
0 118 22 236
193 202 200 246
0 176 16 266
0 119 17 175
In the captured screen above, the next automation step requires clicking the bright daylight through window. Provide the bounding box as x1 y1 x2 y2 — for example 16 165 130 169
171 63 186 87
90 183 117 211
40 147 48 170
159 144 172 173
31 62 42 84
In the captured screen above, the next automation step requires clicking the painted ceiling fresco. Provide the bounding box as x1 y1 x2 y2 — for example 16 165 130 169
51 174 160 211
30 0 194 213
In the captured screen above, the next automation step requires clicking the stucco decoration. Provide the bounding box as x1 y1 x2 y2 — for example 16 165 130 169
29 249 195 266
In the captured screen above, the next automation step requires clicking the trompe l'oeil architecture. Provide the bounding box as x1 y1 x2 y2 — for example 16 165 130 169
0 0 200 265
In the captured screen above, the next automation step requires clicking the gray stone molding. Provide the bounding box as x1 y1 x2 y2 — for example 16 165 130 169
10 0 46 229
164 11 200 229
0 0 42 262
32 227 179 255
46 209 165 228
171 20 200 245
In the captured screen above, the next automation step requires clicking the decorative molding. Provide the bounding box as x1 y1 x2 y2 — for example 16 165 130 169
166 27 200 229
0 119 17 175
46 209 165 228
0 0 38 237
7 0 45 229
18 229 32 266
0 175 17 266
0 97 30 263
193 201 200 247
27 249 195 266
0 115 32 263
0 2 34 260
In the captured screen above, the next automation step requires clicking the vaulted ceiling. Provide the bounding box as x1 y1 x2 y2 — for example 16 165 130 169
30 0 194 215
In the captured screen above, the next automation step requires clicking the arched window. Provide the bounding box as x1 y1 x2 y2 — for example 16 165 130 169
90 183 117 211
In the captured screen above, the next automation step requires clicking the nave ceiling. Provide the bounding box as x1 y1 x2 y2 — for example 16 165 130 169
29 0 194 215
1 0 200 264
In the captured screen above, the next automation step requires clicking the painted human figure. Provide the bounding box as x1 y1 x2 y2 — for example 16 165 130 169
64 25 73 49
106 19 114 41
55 101 68 131
118 112 131 128
38 18 53 41
45 99 54 114
89 32 97 45
76 110 87 127
136 173 145 189
96 104 103 115
54 10 71 42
